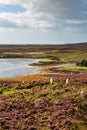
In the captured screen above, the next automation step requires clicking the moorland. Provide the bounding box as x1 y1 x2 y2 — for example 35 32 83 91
0 43 87 130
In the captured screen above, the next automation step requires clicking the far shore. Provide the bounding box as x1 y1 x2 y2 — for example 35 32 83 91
0 62 79 82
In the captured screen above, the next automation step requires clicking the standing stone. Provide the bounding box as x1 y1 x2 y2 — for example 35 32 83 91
80 90 84 96
22 81 25 84
71 72 73 75
66 79 69 84
50 78 53 85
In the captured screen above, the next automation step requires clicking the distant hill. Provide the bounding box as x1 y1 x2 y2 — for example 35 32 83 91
0 42 87 53
66 42 87 46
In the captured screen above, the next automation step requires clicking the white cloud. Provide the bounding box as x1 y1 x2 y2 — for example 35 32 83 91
0 0 56 29
65 26 78 32
66 19 87 24
0 0 87 31
0 10 53 29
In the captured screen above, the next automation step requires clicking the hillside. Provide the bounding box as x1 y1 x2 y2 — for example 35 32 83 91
0 73 87 130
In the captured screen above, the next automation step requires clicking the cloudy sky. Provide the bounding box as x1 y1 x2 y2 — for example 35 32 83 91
0 0 87 44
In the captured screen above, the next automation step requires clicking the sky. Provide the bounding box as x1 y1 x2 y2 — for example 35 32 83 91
0 0 87 44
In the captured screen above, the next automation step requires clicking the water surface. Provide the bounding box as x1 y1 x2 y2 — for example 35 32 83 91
0 59 39 78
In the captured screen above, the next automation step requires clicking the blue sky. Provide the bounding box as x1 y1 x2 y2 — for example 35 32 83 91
0 0 87 44
0 4 26 13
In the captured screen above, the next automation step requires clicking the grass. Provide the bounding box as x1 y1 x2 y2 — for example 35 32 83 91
60 66 87 72
38 59 62 65
40 65 87 73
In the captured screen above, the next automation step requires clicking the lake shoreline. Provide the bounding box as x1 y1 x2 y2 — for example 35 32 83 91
0 62 76 81
0 58 40 78
0 58 86 80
